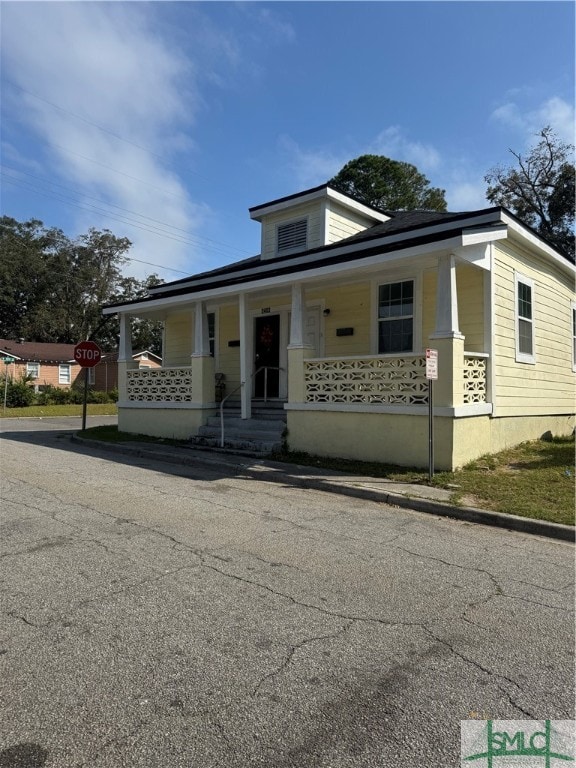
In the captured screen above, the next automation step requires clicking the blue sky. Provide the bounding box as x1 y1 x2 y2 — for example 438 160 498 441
1 1 574 281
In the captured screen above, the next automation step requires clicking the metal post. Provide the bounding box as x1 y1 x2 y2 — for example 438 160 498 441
82 367 89 431
264 367 268 403
428 379 434 482
3 363 8 413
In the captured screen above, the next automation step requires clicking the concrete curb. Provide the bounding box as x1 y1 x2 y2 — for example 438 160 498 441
71 435 575 543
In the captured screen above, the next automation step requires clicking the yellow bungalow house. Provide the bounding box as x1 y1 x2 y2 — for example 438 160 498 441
102 184 575 470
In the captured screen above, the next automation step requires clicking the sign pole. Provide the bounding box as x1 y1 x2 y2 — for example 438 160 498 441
425 348 438 483
3 362 8 414
2 357 15 413
82 366 89 432
428 378 434 483
73 341 102 432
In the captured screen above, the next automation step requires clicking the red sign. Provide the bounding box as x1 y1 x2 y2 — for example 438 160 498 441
74 340 102 368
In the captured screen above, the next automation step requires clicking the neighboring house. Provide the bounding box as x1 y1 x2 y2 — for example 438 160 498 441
0 339 81 389
102 183 575 470
92 350 162 392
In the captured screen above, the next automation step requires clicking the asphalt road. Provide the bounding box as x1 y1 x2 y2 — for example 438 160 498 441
0 418 574 768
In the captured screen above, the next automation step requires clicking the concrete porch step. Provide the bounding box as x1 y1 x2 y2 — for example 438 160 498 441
189 411 286 456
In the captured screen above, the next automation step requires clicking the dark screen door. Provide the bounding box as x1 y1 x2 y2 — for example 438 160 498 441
254 315 280 398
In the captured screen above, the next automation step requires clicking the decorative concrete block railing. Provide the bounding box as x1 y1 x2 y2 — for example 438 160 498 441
463 353 488 404
304 355 428 406
126 367 193 402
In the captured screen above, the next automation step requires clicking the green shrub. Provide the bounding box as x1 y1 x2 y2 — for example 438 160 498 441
1 374 35 408
87 390 111 404
34 384 117 407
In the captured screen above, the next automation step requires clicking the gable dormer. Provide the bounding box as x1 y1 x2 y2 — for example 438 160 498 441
249 184 390 260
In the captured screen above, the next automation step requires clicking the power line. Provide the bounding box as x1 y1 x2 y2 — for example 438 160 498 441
1 163 252 257
3 79 212 183
1 175 197 275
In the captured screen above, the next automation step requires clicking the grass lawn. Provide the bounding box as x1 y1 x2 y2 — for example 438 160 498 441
79 424 575 526
1 404 117 418
276 438 575 526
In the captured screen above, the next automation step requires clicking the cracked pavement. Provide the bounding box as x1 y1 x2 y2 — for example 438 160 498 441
0 417 574 767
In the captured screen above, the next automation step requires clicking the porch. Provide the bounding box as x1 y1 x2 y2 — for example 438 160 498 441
122 350 489 410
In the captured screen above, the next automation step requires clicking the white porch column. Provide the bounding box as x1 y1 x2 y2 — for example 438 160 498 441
239 293 251 419
118 314 135 401
429 254 465 407
289 283 305 346
287 283 314 403
431 253 463 338
192 301 211 357
191 301 215 404
118 314 133 362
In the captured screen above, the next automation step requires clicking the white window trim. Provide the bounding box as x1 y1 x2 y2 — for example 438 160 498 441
571 301 576 373
59 364 71 385
276 217 308 257
514 272 535 364
371 274 421 355
26 362 40 379
88 367 96 384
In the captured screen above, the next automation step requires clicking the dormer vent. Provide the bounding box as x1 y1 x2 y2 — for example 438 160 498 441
277 218 307 255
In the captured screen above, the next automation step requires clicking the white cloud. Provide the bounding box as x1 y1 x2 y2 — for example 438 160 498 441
278 135 348 189
491 96 575 146
444 180 489 212
372 127 441 172
279 126 443 196
1 2 213 280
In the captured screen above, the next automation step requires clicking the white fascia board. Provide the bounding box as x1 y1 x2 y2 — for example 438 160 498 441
0 349 22 360
460 224 508 246
501 212 576 276
104 236 463 316
325 188 390 223
147 212 503 299
250 187 328 220
250 186 390 223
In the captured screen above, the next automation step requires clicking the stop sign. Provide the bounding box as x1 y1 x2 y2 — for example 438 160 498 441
74 340 102 368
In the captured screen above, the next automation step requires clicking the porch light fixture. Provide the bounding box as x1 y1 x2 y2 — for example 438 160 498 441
323 308 331 316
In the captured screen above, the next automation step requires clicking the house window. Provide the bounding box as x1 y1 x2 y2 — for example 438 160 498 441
277 219 307 255
377 280 414 354
59 364 71 385
515 273 535 363
208 312 216 357
26 362 40 379
88 367 96 385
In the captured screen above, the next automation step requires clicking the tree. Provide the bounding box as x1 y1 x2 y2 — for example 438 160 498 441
328 154 447 212
0 217 62 340
111 274 164 355
485 127 575 262
0 218 162 347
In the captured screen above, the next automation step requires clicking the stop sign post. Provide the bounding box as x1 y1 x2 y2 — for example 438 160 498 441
74 341 102 431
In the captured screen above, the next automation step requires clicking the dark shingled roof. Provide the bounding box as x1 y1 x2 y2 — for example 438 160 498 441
103 202 570 312
0 339 78 363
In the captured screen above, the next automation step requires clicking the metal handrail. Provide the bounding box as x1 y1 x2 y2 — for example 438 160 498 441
219 365 283 448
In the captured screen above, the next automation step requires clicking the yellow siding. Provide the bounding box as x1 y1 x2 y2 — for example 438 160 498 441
493 242 575 416
164 312 192 366
326 202 373 243
422 269 436 343
422 266 485 351
457 264 485 352
216 304 241 393
261 202 324 260
307 282 371 356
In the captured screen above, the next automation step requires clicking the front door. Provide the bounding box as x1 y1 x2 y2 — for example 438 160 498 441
254 314 280 398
